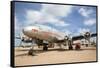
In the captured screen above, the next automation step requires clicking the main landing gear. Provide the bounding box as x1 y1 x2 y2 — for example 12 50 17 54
68 40 73 50
75 43 81 50
69 45 73 50
43 45 48 51
43 43 48 51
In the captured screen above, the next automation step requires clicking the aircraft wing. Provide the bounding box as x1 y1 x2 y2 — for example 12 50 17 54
15 36 21 39
72 35 84 40
53 33 97 43
72 33 97 41
91 33 97 37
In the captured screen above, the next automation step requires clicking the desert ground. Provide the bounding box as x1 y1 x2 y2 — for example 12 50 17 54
14 45 97 66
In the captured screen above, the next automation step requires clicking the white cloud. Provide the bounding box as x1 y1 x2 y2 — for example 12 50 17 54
25 4 73 27
61 29 71 35
78 28 90 34
84 18 96 26
41 4 73 17
15 16 19 30
78 7 96 26
72 28 90 36
26 10 42 23
78 7 93 18
26 10 70 26
15 16 24 35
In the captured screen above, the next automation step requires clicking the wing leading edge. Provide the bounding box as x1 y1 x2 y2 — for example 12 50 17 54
72 33 97 41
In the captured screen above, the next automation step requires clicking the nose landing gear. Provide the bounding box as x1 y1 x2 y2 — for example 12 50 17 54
28 48 35 56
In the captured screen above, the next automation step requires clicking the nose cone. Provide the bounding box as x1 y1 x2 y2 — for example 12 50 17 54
23 26 33 34
22 26 39 38
23 26 39 34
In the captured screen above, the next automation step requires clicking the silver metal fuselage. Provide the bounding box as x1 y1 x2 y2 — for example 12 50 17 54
22 25 63 42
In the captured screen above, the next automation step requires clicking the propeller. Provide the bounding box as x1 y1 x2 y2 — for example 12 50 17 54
15 33 33 47
83 32 91 47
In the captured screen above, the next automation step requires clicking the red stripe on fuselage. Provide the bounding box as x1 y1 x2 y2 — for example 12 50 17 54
32 29 38 32
43 31 61 37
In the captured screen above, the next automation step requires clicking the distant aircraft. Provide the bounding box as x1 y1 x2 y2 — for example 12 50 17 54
16 24 97 55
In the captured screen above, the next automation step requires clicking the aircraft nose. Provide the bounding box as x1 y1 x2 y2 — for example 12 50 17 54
23 27 31 33
23 26 39 34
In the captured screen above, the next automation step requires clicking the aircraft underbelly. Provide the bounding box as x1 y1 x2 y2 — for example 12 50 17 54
25 31 56 42
37 31 55 42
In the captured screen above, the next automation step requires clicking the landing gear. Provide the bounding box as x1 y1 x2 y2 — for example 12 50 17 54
68 45 73 50
28 48 35 56
28 43 35 56
68 40 73 50
75 44 81 50
42 43 48 51
43 45 48 51
86 44 88 47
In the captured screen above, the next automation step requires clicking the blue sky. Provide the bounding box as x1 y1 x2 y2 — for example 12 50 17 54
14 2 97 46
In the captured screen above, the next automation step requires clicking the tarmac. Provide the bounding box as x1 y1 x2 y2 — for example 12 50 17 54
14 45 97 66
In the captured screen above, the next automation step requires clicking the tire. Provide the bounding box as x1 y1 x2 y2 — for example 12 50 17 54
75 45 80 50
69 46 73 50
28 49 34 56
43 45 48 51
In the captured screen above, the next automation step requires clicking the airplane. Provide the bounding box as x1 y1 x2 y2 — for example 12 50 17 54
16 24 97 55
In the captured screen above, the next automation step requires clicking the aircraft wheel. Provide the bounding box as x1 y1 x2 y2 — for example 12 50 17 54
28 49 35 56
75 44 81 50
86 44 88 47
43 45 48 51
69 46 73 50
